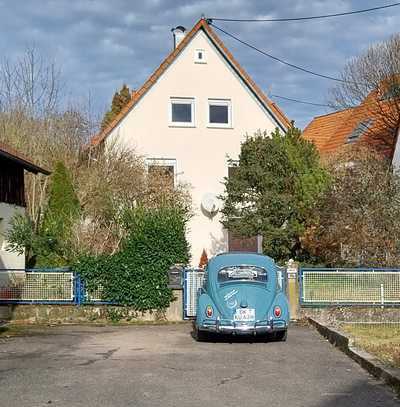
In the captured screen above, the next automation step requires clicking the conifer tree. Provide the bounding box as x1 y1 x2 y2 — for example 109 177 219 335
40 161 81 266
199 249 208 269
101 84 132 131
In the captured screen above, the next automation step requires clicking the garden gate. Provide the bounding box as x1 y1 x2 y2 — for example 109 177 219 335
183 269 204 319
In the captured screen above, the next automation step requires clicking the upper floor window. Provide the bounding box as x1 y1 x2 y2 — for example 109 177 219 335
195 49 206 64
208 99 232 128
170 98 195 127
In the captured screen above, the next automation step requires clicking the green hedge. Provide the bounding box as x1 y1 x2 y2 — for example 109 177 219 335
74 206 190 311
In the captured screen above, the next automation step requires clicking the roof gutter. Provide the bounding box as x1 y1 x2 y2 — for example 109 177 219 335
0 147 51 175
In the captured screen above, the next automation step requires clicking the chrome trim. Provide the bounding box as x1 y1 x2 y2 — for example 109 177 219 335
199 319 287 335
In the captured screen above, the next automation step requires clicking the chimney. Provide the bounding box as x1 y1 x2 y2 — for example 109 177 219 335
171 26 186 49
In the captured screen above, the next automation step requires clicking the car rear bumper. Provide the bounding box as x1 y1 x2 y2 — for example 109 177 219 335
198 319 287 335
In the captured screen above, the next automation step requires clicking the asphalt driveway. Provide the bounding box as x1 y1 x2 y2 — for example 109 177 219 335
0 324 398 407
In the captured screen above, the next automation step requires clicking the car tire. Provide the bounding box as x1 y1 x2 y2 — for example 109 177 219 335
193 326 209 342
274 330 287 342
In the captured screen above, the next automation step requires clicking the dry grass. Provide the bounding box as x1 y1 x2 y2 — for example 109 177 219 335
341 323 400 368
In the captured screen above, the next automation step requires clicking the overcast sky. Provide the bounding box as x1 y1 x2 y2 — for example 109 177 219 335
1 0 399 128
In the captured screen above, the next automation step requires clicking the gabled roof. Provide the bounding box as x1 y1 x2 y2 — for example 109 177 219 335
0 141 50 175
303 90 397 159
90 18 291 147
302 108 355 152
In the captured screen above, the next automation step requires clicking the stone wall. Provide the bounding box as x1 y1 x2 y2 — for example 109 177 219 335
299 306 400 327
0 289 183 324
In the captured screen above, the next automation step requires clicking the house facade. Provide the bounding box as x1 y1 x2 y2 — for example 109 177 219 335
0 142 50 269
91 18 290 266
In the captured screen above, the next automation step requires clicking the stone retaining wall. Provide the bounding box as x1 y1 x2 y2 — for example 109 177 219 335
0 289 183 324
299 306 400 326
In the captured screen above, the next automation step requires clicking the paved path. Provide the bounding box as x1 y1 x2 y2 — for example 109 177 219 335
0 324 398 406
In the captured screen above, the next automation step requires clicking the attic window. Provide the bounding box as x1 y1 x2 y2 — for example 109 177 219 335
381 84 400 100
195 49 206 64
346 119 374 144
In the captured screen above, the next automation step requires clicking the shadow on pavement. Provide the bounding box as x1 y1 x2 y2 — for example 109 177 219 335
310 381 398 407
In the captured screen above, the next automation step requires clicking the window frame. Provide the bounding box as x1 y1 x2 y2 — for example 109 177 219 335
346 118 374 144
207 98 232 128
145 158 177 187
169 97 195 127
217 265 268 284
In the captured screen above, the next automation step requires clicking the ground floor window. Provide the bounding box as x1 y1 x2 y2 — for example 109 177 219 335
145 158 177 188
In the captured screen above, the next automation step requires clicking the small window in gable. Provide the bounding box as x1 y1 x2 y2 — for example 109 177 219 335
346 118 374 144
195 49 206 64
208 99 232 128
170 98 195 127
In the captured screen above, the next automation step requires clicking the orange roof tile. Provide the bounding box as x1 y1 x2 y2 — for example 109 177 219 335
90 18 291 147
303 108 355 152
303 90 398 159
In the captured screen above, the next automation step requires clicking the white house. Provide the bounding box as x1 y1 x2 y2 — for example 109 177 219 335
90 18 290 266
0 142 50 269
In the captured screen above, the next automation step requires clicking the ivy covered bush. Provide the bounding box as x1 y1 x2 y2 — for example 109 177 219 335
74 206 190 311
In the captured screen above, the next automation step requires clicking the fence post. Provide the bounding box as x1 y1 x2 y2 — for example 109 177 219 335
286 259 299 321
74 273 84 306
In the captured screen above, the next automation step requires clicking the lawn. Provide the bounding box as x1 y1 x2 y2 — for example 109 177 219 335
341 323 400 368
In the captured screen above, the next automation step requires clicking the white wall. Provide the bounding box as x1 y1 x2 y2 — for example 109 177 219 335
0 202 25 269
107 30 282 266
392 128 400 171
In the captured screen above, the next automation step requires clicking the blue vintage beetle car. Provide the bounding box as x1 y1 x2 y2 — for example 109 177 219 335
194 252 289 341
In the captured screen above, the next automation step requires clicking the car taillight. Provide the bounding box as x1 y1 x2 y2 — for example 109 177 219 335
205 305 213 318
274 306 282 318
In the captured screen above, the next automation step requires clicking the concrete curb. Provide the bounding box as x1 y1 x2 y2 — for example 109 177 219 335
308 317 400 397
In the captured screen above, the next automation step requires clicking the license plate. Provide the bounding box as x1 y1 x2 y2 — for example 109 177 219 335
234 308 255 321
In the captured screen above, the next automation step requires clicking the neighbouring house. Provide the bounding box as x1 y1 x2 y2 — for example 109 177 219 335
303 85 400 165
90 18 290 265
0 142 50 269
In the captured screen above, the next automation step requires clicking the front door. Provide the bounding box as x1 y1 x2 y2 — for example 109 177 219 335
228 231 260 253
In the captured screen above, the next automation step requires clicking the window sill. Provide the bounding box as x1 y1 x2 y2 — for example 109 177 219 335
169 124 196 128
206 125 233 129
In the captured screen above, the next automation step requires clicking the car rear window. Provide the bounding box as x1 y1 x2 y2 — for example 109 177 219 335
218 266 267 283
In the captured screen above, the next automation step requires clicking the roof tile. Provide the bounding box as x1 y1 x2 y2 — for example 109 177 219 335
303 92 397 159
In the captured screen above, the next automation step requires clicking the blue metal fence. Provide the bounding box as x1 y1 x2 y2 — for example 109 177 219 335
300 267 400 306
0 268 110 305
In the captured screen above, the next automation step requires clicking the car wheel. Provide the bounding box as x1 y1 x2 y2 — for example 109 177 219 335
193 326 209 342
274 330 287 342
